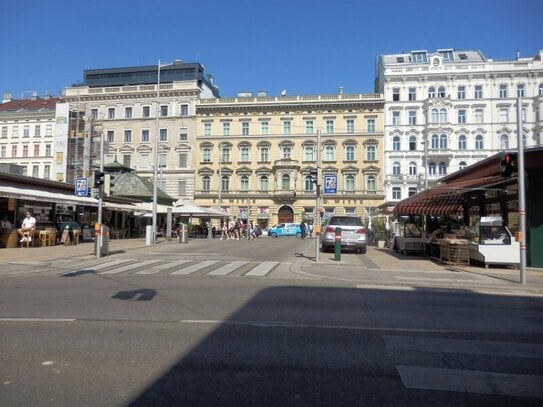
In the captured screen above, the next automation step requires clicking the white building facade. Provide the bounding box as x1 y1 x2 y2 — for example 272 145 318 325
376 49 543 204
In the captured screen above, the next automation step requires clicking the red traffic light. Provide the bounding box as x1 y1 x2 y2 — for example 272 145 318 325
500 153 516 177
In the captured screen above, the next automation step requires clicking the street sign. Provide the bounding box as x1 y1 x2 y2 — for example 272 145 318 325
75 178 88 197
323 174 337 194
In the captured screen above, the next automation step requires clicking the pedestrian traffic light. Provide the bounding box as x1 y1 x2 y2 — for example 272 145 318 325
94 170 105 188
500 153 516 177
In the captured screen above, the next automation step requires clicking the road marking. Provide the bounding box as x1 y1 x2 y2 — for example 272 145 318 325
396 276 489 283
207 261 250 276
72 259 130 272
397 366 543 398
356 284 416 291
0 318 75 322
384 336 543 359
244 261 279 276
99 260 162 275
134 260 191 274
171 260 219 275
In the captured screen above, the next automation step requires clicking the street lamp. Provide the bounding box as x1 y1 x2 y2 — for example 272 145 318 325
422 135 429 190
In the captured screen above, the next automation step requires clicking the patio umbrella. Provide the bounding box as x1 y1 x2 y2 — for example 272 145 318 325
172 204 228 218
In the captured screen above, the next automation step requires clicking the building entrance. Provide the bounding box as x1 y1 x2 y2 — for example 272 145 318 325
277 206 294 224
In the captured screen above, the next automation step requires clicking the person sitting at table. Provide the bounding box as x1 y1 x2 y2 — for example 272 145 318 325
1 215 13 230
17 211 37 243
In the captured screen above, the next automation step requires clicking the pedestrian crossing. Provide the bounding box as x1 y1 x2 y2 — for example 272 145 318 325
61 258 287 278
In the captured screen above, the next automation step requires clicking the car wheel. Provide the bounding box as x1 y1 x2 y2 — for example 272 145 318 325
270 232 277 238
296 232 301 238
359 247 367 254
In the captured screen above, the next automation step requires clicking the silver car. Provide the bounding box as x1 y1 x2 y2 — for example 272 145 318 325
321 215 367 254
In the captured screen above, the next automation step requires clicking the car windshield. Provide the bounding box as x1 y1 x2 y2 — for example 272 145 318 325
329 217 363 226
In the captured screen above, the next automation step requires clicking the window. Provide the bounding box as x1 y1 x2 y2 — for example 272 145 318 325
326 120 334 134
437 86 446 98
439 108 447 123
474 109 484 124
91 108 98 119
366 175 376 192
428 162 436 175
304 145 315 161
500 134 509 150
346 119 355 133
125 107 132 119
305 120 314 134
240 175 249 192
123 154 131 168
180 104 189 116
499 84 508 98
178 152 188 168
12 126 18 137
345 175 355 191
139 153 150 169
366 144 376 161
46 124 52 136
457 85 466 99
107 108 115 119
1 146 6 157
283 121 291 134
409 135 417 151
11 145 17 157
409 162 417 176
324 145 335 161
34 144 39 156
143 106 150 117
261 121 269 135
159 128 168 142
345 145 355 161
259 175 269 191
393 162 401 176
221 146 231 162
304 175 314 191
202 147 211 162
160 105 168 117
259 146 270 161
499 108 508 123
392 111 400 125
474 85 483 99
408 111 417 125
431 109 439 123
222 122 231 136
539 83 543 96
438 162 447 175
44 165 50 179
392 136 401 151
428 86 436 98
475 134 484 149
178 180 187 195
458 134 467 150
458 109 466 124
34 125 40 137
431 134 439 149
23 125 29 137
141 129 149 143
158 152 167 168
221 175 230 192
22 145 28 157
281 145 292 159
179 127 188 141
459 161 467 171
45 144 51 156
32 165 39 177
107 130 114 143
392 87 400 101
241 122 250 136
204 123 211 136
240 146 250 162
440 50 454 61
392 187 401 200
367 118 375 133
408 87 416 101
281 174 290 190
412 51 427 63
517 84 525 98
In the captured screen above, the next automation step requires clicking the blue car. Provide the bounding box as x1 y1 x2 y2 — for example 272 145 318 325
267 223 302 238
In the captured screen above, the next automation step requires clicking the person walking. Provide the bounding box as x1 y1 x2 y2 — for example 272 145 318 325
220 219 230 240
299 220 306 239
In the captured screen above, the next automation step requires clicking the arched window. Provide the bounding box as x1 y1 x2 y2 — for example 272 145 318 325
428 86 436 98
392 136 401 151
304 175 313 191
202 175 210 192
475 134 484 150
240 175 249 191
221 175 230 192
366 175 376 192
500 134 509 150
431 108 439 123
539 83 543 96
438 162 447 175
409 162 417 176
459 161 467 170
281 174 290 190
259 175 269 191
431 134 439 149
345 174 355 191
439 108 447 123
458 134 467 150
428 162 436 175
439 134 448 149
393 162 401 176
409 135 417 151
438 86 446 98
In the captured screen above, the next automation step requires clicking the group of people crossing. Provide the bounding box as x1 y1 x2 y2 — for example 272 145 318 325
220 217 259 240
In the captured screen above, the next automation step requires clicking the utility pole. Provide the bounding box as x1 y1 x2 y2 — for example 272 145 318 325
517 97 526 284
152 60 161 245
315 130 321 263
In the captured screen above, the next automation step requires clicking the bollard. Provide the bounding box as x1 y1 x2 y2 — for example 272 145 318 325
334 227 341 261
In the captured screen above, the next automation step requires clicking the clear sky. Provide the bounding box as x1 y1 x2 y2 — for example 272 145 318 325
1 0 542 99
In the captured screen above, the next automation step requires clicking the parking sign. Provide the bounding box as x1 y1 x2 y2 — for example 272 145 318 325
75 178 88 196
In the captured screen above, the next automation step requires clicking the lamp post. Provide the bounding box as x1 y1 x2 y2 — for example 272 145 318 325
218 143 223 213
315 130 321 262
423 135 429 190
152 60 162 245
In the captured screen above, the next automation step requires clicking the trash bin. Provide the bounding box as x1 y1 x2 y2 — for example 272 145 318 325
94 224 109 256
179 223 188 244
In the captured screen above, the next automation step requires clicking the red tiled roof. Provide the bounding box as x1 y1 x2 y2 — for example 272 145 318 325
0 97 63 112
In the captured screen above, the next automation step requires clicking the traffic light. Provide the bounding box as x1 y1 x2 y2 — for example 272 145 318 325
309 169 318 184
94 170 105 188
500 153 516 177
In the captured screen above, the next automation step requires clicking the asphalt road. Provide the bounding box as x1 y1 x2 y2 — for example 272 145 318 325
1 237 542 406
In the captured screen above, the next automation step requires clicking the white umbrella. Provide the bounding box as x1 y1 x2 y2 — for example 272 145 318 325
172 203 228 218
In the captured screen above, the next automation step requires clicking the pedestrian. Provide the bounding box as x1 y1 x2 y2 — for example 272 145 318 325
299 220 306 239
17 210 36 243
220 219 230 240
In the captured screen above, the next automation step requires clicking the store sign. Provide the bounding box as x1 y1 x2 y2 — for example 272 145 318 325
75 178 88 197
323 174 337 194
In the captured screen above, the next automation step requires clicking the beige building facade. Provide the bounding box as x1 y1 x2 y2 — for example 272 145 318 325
195 92 385 228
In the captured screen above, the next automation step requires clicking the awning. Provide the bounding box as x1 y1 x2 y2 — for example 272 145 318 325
103 202 139 211
0 185 98 207
394 176 504 216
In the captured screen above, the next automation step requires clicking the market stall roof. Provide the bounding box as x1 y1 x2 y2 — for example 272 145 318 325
394 176 505 216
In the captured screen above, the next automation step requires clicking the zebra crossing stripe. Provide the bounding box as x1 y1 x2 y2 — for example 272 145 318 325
134 260 192 274
171 260 220 275
99 260 162 275
82 259 130 271
244 261 279 277
207 261 250 276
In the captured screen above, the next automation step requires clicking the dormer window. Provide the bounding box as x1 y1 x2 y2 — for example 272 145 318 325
411 51 428 63
439 49 454 61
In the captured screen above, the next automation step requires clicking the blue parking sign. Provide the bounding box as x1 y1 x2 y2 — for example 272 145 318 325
75 178 88 196
323 175 337 194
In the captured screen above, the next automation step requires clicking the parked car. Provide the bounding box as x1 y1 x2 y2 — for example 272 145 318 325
268 223 302 238
321 215 367 254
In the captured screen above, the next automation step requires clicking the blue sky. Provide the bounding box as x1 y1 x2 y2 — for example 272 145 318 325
1 0 542 99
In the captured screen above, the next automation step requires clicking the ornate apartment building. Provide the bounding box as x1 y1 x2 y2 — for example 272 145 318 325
63 61 219 200
376 48 543 204
194 92 385 228
0 95 62 180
